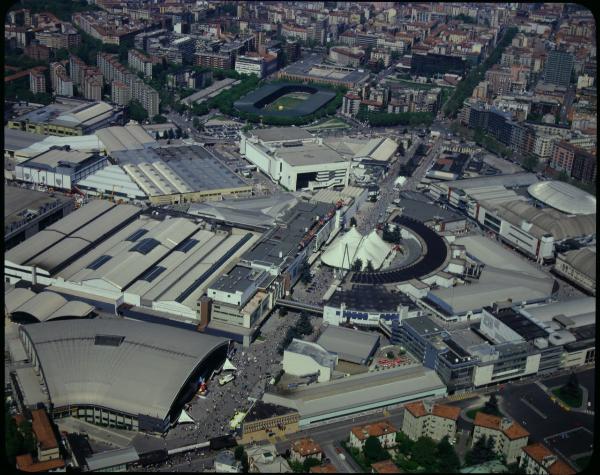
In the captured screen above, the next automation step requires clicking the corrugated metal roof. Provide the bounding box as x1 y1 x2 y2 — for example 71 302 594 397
19 319 228 421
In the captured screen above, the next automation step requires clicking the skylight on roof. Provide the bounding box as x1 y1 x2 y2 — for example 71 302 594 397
131 238 160 255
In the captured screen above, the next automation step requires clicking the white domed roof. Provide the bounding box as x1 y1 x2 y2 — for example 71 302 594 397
528 181 596 215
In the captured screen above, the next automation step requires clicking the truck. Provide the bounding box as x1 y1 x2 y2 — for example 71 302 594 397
218 374 235 386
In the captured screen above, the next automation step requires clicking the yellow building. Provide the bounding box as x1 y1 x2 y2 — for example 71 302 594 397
240 401 300 445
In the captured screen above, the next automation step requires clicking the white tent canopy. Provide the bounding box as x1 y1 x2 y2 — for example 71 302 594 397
321 227 391 271
222 358 237 372
177 409 195 424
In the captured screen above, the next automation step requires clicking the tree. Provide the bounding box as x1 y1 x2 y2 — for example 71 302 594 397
363 436 388 463
436 436 461 473
411 436 438 471
234 445 245 461
386 351 395 359
297 312 313 336
175 127 182 139
168 128 175 140
522 154 539 172
303 458 322 471
395 432 414 454
155 131 160 140
153 114 167 124
5 405 24 464
465 435 497 466
483 394 500 416
127 99 148 122
557 170 570 182
398 142 405 156
562 372 582 399
162 130 169 139
365 260 375 272
18 421 36 455
349 217 357 227
351 258 363 271
300 263 313 285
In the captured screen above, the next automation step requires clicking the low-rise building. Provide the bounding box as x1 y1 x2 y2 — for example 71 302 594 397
240 401 300 445
283 339 337 382
349 420 397 450
290 438 322 463
520 443 576 475
246 442 293 473
371 459 401 473
472 413 529 464
214 450 242 473
15 147 108 190
402 400 460 442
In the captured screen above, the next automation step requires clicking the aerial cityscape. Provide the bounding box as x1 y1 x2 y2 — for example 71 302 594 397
3 1 596 473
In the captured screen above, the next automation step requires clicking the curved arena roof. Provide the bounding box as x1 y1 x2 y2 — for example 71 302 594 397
528 181 596 215
234 83 336 117
6 289 94 322
351 216 449 284
19 319 228 422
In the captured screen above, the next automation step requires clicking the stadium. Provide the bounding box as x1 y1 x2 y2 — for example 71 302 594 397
19 319 229 433
233 83 337 117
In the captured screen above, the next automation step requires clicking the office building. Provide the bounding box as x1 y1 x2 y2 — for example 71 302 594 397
239 127 350 191
543 50 574 87
194 52 233 70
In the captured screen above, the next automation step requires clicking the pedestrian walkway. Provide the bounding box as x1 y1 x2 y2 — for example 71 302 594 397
446 392 478 402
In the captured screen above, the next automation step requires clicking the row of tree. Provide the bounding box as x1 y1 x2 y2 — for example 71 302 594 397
381 223 402 244
394 433 461 472
5 402 37 464
443 27 518 118
277 312 313 354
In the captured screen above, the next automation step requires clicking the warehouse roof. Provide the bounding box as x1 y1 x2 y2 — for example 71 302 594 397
6 288 94 322
3 127 45 152
85 447 139 472
262 365 446 420
114 145 248 197
442 172 539 190
484 200 596 241
355 137 399 162
528 180 596 215
14 134 107 160
249 127 314 143
557 247 596 281
524 297 595 327
275 141 347 167
21 148 97 169
454 235 547 279
95 125 157 153
19 319 228 421
427 266 554 316
5 185 72 232
5 200 138 268
187 193 298 228
76 165 147 200
317 325 379 365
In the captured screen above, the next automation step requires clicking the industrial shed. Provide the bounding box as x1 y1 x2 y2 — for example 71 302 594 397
19 319 229 432
6 288 94 323
316 324 380 365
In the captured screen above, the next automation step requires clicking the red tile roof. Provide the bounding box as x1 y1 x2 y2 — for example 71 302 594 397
291 438 322 457
372 459 401 473
31 409 59 451
310 463 338 473
351 420 397 441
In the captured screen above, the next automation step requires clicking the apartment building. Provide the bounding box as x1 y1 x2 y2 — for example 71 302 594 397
69 54 87 87
29 69 47 95
472 413 529 464
290 438 323 463
83 71 103 102
128 49 153 78
50 62 73 97
194 52 233 70
402 401 460 442
112 81 132 106
349 421 397 450
521 443 576 475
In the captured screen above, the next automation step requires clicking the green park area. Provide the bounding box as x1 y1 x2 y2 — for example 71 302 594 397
264 92 310 111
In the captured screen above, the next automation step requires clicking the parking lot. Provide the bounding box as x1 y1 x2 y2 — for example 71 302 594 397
498 380 594 443
544 427 594 464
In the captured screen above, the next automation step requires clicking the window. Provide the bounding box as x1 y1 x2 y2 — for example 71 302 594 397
87 255 112 270
94 335 125 346
174 239 199 253
126 229 149 242
131 238 160 255
140 265 166 283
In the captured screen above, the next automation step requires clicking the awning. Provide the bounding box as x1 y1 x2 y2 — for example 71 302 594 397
177 410 195 424
223 358 237 372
